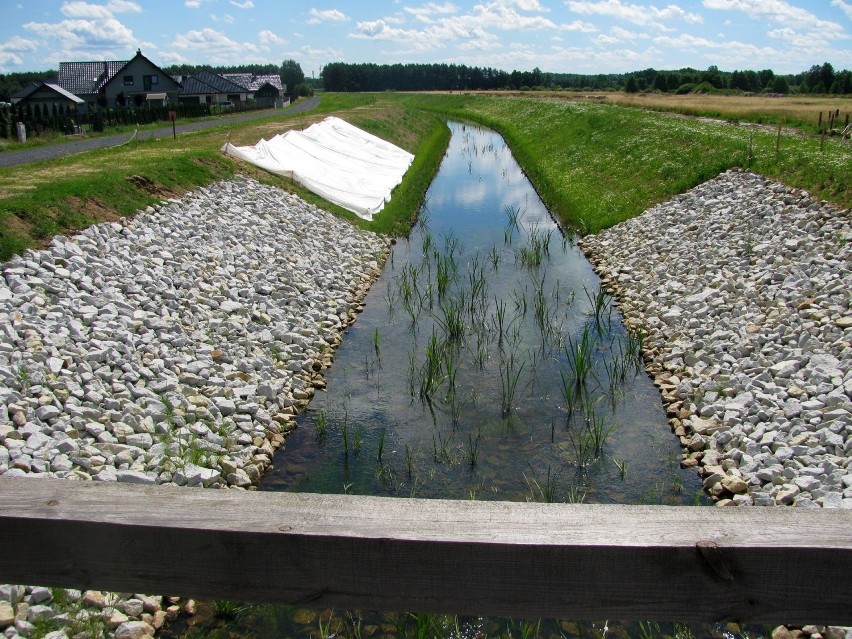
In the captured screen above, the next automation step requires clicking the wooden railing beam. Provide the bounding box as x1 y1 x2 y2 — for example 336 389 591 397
1 477 850 624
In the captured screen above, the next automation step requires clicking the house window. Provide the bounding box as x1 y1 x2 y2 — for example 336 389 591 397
123 75 134 86
143 75 159 91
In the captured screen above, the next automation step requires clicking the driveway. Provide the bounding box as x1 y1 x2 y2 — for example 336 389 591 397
0 96 320 169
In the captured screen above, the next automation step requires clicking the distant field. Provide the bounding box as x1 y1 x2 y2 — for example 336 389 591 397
440 89 852 134
1 91 850 260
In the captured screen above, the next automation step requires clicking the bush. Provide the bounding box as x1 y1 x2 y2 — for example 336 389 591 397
691 81 717 94
675 83 695 95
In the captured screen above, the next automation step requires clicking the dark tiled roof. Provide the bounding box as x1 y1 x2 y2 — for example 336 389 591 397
191 70 247 94
220 73 252 88
11 82 40 100
59 60 126 95
222 73 284 91
179 76 220 95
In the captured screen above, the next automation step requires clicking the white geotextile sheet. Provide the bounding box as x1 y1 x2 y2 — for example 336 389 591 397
222 116 414 220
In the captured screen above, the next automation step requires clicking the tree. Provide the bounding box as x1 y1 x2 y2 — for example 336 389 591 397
624 76 639 93
770 76 790 94
280 59 305 97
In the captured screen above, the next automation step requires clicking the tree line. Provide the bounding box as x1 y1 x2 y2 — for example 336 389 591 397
3 59 849 104
320 61 851 95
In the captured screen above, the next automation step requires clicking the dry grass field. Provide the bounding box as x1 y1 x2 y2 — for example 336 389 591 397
447 90 852 133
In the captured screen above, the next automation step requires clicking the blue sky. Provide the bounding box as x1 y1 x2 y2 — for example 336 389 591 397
0 0 850 76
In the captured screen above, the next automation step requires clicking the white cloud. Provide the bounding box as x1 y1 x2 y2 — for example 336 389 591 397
210 13 235 24
230 0 254 8
351 1 588 56
566 0 704 28
702 0 843 35
171 28 260 63
593 26 647 44
159 51 191 65
259 29 287 45
24 17 136 50
833 0 852 20
563 20 598 32
0 35 39 52
404 2 459 17
307 8 349 24
0 37 38 71
504 0 549 10
184 0 201 7
61 0 141 18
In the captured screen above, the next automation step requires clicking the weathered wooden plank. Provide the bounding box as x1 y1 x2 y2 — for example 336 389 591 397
0 477 850 624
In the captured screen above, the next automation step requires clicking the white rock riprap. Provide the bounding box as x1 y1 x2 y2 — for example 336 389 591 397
0 176 389 637
0 177 388 488
581 169 851 508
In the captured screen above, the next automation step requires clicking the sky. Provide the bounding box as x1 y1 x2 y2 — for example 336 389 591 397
0 0 850 77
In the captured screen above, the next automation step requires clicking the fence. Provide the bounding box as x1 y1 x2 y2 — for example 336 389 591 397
0 100 274 139
1 477 850 625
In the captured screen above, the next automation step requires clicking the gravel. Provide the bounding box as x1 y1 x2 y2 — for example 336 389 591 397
0 176 388 638
581 168 851 509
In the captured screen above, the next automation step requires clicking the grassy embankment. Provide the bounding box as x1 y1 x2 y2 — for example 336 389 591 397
1 91 849 260
405 92 851 233
0 93 449 260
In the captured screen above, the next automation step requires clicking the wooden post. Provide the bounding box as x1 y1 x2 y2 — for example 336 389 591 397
0 478 850 625
775 122 782 162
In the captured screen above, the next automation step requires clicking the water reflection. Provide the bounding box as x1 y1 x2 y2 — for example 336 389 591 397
261 122 703 506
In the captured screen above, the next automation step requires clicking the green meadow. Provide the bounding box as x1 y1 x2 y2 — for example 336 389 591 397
0 92 849 260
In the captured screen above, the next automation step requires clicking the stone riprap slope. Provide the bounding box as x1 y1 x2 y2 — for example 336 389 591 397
0 177 387 638
581 169 851 509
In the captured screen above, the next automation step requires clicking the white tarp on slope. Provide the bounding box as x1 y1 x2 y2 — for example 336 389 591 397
221 116 414 220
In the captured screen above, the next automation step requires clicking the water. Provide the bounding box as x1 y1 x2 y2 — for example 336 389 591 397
261 122 704 506
169 122 737 639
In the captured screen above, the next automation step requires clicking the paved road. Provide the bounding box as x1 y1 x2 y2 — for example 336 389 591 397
0 96 321 168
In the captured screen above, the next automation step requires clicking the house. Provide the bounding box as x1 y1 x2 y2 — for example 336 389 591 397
221 73 287 108
11 81 85 115
177 70 248 106
58 49 180 111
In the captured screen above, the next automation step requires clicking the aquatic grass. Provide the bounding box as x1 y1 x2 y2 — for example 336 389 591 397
584 285 612 332
432 430 454 464
563 325 596 390
419 329 444 399
435 253 454 299
442 229 462 266
489 244 501 269
315 408 328 442
434 295 466 341
567 401 617 468
524 464 558 503
517 224 552 268
466 430 481 467
507 618 542 639
377 428 386 463
499 351 526 417
353 421 364 453
421 231 434 258
504 203 524 236
624 325 646 370
566 484 587 504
